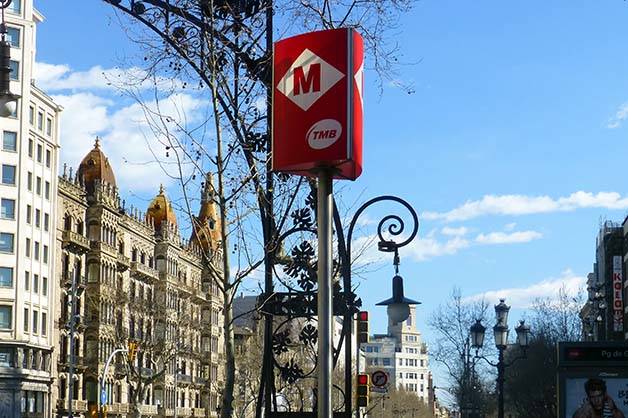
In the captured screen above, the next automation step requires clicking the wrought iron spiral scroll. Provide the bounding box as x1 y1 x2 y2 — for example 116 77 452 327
0 0 12 9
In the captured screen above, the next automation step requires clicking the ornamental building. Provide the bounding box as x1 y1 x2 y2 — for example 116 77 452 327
53 140 225 418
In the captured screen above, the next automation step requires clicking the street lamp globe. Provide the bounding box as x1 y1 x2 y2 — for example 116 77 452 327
470 319 486 349
514 320 531 348
376 274 420 324
493 323 509 349
494 299 510 326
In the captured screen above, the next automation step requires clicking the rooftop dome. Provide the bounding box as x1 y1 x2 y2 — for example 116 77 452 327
146 185 178 230
77 138 117 192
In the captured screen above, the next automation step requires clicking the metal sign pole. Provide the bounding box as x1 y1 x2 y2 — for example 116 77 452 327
317 169 333 418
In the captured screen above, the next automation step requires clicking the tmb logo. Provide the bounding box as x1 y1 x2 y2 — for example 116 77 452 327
276 48 344 111
306 119 343 150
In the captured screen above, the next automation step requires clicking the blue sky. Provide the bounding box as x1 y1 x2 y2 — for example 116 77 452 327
34 0 628 389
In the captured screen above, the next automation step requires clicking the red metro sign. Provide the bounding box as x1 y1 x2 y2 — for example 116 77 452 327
272 28 364 180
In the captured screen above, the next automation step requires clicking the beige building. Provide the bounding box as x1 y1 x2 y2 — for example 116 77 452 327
53 140 225 418
0 1 62 416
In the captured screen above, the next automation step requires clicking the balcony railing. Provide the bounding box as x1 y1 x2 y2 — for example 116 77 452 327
176 407 192 416
139 404 158 415
176 373 193 384
117 253 131 271
56 399 88 412
131 261 159 282
90 240 118 257
192 408 206 417
62 230 91 254
193 376 208 385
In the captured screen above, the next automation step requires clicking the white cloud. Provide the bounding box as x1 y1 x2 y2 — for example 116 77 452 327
422 191 628 222
608 103 628 129
504 222 517 231
475 230 542 245
406 236 471 261
441 226 469 236
55 91 209 192
35 62 180 92
464 269 586 309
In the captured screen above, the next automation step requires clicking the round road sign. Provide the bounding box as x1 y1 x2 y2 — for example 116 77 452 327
371 370 388 388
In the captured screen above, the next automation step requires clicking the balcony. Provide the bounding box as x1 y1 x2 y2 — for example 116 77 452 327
58 355 86 371
176 407 192 416
176 373 193 385
56 398 88 412
192 408 206 417
139 404 158 415
90 240 117 257
108 403 129 414
193 376 208 386
117 253 131 271
62 230 91 254
130 261 159 282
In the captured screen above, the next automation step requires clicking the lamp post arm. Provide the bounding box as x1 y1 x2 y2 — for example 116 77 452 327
474 353 499 368
502 349 527 368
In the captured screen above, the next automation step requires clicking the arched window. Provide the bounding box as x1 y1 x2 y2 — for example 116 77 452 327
64 215 72 231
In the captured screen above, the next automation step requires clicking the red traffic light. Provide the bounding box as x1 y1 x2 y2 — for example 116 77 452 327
357 374 369 385
358 311 368 321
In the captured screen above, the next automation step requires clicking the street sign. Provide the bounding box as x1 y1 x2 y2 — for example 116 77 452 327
272 28 364 180
371 370 388 388
100 389 107 405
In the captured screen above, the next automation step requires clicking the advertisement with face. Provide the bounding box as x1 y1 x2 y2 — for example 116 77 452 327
566 378 628 418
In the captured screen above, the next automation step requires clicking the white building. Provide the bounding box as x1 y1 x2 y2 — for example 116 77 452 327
0 0 62 416
362 306 431 401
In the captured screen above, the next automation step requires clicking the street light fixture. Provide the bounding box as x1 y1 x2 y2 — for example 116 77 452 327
469 299 531 418
0 1 20 118
376 250 421 324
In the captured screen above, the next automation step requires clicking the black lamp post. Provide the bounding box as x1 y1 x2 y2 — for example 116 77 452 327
375 250 421 324
469 299 531 418
0 0 20 117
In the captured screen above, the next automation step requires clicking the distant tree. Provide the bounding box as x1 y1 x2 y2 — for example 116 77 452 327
428 288 494 416
504 286 583 418
368 387 434 418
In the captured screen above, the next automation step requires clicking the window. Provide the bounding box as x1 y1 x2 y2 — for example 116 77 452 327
2 131 17 151
32 311 38 334
34 242 39 261
6 27 20 48
41 313 46 336
43 246 48 264
44 214 49 232
1 165 16 185
44 181 50 199
25 272 29 291
35 209 40 228
7 0 20 14
0 267 13 287
9 60 18 81
26 205 31 224
46 119 52 136
45 149 51 167
383 358 391 366
0 233 14 253
25 238 30 257
36 177 41 195
36 144 42 162
33 275 38 294
0 347 12 367
23 308 28 332
1 199 15 219
42 277 47 296
28 108 34 126
37 112 43 131
27 172 32 190
0 306 12 330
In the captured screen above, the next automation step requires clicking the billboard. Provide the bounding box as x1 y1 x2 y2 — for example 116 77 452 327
564 377 628 417
613 255 624 332
272 28 364 180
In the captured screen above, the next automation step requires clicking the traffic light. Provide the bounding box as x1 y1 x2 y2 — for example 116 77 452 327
357 311 369 344
128 341 139 362
357 373 370 407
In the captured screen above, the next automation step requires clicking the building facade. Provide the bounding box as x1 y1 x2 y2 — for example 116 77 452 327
52 141 225 418
580 220 627 342
362 306 431 402
0 1 62 416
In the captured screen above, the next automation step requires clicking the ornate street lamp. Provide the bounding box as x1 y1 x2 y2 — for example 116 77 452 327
0 0 20 117
376 251 421 324
470 299 530 418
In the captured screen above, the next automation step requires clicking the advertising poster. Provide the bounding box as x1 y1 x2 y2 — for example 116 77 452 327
565 377 628 417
